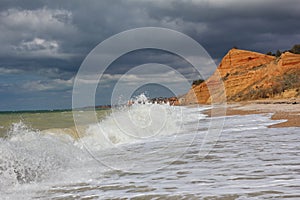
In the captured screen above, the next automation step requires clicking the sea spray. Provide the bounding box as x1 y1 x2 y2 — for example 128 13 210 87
0 97 207 188
75 95 208 172
0 104 297 199
0 121 84 189
79 97 186 151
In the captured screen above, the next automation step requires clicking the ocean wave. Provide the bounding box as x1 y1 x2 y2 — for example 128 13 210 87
0 98 207 188
0 121 84 189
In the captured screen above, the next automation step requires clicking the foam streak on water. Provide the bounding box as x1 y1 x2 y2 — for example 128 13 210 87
0 104 299 199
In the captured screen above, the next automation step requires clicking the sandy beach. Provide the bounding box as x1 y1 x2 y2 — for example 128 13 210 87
205 98 300 128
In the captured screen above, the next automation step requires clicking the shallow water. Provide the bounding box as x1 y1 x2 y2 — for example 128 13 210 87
0 103 299 199
0 109 110 137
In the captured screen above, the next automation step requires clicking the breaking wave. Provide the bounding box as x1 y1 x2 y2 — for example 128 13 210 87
0 95 206 189
0 121 84 190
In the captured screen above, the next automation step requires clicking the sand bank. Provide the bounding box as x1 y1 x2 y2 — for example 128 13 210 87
205 98 300 128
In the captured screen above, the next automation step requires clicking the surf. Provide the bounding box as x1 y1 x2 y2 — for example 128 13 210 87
0 94 205 188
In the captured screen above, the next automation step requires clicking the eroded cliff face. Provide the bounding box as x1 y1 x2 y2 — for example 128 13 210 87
181 49 300 105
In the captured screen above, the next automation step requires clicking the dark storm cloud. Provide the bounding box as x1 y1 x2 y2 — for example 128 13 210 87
0 0 154 80
143 0 300 56
1 0 299 75
0 0 299 110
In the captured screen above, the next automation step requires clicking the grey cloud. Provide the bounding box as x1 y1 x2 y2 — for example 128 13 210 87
2 0 299 74
0 0 299 109
142 0 300 56
21 78 73 92
0 67 23 74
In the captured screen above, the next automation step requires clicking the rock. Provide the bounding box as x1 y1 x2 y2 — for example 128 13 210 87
181 48 300 105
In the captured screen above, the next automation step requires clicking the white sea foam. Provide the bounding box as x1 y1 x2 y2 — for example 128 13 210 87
0 97 207 190
1 98 297 199
80 104 186 149
0 121 85 191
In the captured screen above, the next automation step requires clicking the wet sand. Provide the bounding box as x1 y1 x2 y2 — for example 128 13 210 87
205 98 300 128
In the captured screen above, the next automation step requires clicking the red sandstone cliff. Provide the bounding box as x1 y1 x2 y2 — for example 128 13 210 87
180 49 300 105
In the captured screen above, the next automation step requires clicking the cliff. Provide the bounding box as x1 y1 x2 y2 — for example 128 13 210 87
181 49 300 104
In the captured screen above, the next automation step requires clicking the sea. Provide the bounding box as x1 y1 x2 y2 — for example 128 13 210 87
0 98 299 199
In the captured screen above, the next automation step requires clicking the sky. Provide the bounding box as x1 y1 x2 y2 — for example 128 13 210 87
0 0 299 111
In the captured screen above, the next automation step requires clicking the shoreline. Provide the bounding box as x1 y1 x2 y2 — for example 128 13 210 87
204 98 300 128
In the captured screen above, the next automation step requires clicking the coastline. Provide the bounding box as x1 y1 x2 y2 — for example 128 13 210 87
204 98 300 128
